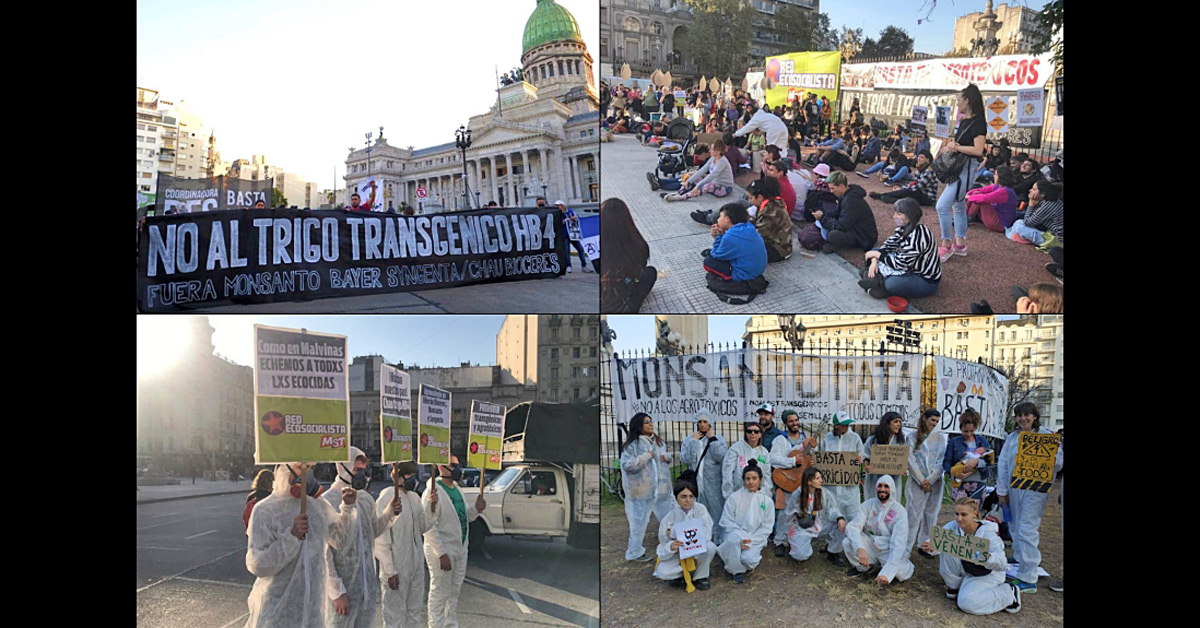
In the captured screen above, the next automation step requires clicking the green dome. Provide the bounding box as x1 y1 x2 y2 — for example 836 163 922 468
522 0 583 55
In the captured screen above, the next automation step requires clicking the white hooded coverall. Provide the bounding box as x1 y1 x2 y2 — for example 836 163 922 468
996 427 1063 584
782 486 833 561
374 485 431 628
423 479 480 628
864 434 907 506
653 503 717 581
936 519 1014 615
320 450 399 628
679 422 728 545
244 465 356 628
620 435 675 560
716 487 773 574
906 430 948 552
842 475 915 583
721 440 772 501
821 429 864 555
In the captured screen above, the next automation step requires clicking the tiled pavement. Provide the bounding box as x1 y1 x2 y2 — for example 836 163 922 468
601 134 900 313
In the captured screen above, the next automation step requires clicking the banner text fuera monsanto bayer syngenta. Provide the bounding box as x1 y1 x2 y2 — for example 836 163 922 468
380 363 412 463
254 325 349 463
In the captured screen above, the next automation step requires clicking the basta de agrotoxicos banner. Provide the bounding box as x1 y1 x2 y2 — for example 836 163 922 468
137 207 568 311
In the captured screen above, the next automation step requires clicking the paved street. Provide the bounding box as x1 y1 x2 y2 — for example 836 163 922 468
137 485 599 628
601 134 898 313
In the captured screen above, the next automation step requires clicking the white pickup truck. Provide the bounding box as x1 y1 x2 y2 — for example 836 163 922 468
458 401 599 550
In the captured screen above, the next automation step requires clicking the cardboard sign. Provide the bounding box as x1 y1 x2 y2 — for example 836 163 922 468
869 444 909 476
811 450 862 486
379 364 412 464
675 519 707 559
930 525 990 566
467 400 506 470
1011 432 1059 493
253 325 349 464
1016 88 1044 127
417 384 451 464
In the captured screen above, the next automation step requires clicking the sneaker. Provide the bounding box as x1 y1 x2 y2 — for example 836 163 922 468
867 287 888 299
946 588 959 599
774 545 787 557
1045 262 1063 279
1012 233 1032 245
632 553 653 562
855 171 870 178
1049 580 1063 592
700 248 711 258
732 573 746 584
694 578 710 591
826 551 847 567
582 266 594 273
1010 285 1029 300
846 566 867 578
1011 578 1036 595
691 210 708 224
1005 582 1023 613
938 245 953 263
868 191 882 199
646 172 660 191
917 548 936 559
969 300 993 315
821 242 838 254
566 265 572 273
952 244 967 257
664 192 682 202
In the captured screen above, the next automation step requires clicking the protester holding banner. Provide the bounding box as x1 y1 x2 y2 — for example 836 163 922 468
922 497 1020 615
653 480 717 591
321 447 402 628
620 413 676 562
819 412 864 567
996 402 1062 594
375 461 430 628
679 411 728 545
722 421 773 500
906 410 949 558
936 84 988 263
717 460 773 584
422 456 487 628
348 182 376 212
843 475 914 584
768 410 814 557
944 409 993 502
863 412 907 504
244 462 358 628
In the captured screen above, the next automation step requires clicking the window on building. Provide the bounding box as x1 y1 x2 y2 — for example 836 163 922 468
551 368 559 380
551 348 558 359
572 328 580 339
573 347 580 359
551 328 558 340
590 347 597 358
550 389 558 401
574 388 581 399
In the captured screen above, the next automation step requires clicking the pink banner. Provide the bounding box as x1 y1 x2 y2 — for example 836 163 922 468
842 54 1054 93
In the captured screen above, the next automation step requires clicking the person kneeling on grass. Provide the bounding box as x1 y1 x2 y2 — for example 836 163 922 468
665 140 735 202
812 172 878 255
858 198 942 300
653 480 717 591
923 497 1022 615
746 177 792 262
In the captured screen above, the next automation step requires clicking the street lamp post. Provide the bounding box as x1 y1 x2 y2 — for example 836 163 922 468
455 125 475 210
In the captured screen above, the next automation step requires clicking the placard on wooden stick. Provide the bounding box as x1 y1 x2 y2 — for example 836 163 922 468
811 450 862 486
870 444 910 476
930 525 990 566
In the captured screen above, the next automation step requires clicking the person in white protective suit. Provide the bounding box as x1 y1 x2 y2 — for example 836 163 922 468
721 421 772 501
768 409 815 557
619 412 675 561
321 447 402 628
842 475 915 584
820 410 863 567
244 462 357 628
783 466 837 562
863 411 907 505
679 411 728 544
423 455 487 628
996 401 1062 594
921 497 1021 615
716 459 773 584
374 461 431 628
652 479 717 591
907 409 948 557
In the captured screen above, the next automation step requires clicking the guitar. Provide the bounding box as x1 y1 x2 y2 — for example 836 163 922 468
772 436 818 507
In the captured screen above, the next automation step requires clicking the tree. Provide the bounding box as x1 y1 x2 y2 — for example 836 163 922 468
326 190 336 205
272 187 288 208
875 26 914 58
1029 0 1063 72
774 6 837 52
859 36 879 59
679 0 755 78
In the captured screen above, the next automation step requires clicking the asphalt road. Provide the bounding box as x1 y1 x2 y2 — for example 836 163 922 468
137 484 599 628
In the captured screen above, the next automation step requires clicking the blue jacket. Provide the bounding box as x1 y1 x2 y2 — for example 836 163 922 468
862 137 882 161
942 434 993 476
711 222 767 281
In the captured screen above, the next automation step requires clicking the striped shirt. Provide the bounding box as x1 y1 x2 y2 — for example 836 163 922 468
877 223 941 282
1024 199 1063 242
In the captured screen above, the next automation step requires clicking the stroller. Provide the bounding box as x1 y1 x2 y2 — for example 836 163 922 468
653 118 696 180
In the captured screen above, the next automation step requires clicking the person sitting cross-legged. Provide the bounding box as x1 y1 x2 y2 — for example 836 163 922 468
812 172 878 255
745 176 792 263
703 203 767 283
858 198 942 300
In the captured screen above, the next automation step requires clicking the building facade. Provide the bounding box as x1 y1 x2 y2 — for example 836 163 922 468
498 314 602 403
344 0 599 211
951 1 1049 56
137 88 221 212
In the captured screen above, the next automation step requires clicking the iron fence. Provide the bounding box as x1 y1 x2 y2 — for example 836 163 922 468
600 337 1012 501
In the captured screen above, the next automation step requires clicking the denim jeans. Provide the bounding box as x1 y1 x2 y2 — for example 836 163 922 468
883 274 940 298
935 158 977 241
1005 220 1045 245
885 166 911 185
865 162 889 175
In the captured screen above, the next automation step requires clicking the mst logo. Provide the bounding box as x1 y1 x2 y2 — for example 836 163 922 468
320 435 345 448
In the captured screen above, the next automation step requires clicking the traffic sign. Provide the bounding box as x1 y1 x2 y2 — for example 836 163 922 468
416 187 427 198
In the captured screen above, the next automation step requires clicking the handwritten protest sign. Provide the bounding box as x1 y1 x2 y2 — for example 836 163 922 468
931 525 990 566
811 450 862 486
869 444 910 476
253 325 348 464
380 364 412 463
1011 432 1059 493
675 519 707 560
417 384 451 465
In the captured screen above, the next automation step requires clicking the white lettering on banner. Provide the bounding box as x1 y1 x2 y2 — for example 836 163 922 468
611 350 920 426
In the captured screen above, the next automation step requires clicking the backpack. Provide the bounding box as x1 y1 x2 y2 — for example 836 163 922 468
932 151 969 183
797 223 824 251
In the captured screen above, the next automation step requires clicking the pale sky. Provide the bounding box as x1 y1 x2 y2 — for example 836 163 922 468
137 0 598 188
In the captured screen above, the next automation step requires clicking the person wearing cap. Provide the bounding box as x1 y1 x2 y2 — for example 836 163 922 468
755 403 785 452
843 475 915 584
768 409 816 557
680 410 729 545
321 447 403 628
555 200 593 274
375 461 431 628
821 410 865 567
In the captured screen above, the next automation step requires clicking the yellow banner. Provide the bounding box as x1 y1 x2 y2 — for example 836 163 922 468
763 51 841 110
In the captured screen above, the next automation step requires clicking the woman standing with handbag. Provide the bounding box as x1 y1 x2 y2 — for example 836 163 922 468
936 84 988 262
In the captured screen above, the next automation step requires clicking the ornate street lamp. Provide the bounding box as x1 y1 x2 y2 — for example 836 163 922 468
455 125 474 209
779 315 807 351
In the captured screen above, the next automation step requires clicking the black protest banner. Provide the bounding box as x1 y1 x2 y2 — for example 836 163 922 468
137 207 568 311
157 173 274 213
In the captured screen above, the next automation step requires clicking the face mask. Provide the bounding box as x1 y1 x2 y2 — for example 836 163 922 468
448 464 463 483
894 215 906 228
340 463 368 490
403 476 418 492
288 466 319 499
